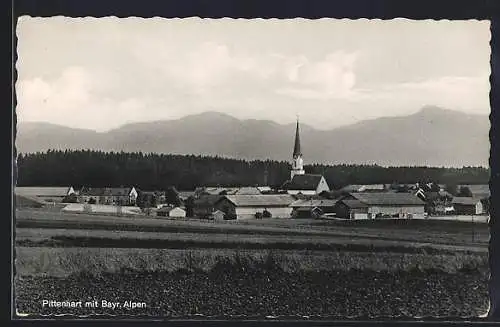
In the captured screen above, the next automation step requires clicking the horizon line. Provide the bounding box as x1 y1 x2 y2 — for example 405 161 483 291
16 105 488 133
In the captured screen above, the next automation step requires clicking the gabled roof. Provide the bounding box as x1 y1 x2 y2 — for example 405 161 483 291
235 187 262 195
80 187 134 197
222 194 296 207
350 192 425 206
15 186 72 197
337 199 368 209
452 197 482 205
290 199 338 208
194 194 223 206
284 174 324 191
341 184 385 192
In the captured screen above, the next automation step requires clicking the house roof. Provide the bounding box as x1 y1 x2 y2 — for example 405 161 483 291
350 192 425 206
15 194 47 207
257 186 272 193
15 186 72 197
222 194 296 207
290 199 338 208
157 206 185 213
337 199 368 209
235 187 262 195
452 197 482 205
284 174 324 191
341 184 385 192
80 187 134 196
194 194 223 206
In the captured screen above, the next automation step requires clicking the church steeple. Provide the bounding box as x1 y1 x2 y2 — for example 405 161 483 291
293 119 301 158
290 117 305 180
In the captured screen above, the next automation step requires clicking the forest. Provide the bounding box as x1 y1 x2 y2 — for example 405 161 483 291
15 150 490 191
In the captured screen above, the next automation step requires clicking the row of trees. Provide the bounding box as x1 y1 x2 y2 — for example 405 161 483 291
16 150 490 191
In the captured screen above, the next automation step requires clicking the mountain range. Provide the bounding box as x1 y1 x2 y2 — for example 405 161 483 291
14 106 490 167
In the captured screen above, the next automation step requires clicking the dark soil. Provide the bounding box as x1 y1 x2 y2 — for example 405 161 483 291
14 266 489 319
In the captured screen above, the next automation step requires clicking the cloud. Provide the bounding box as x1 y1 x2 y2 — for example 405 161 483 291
275 51 358 100
16 66 149 131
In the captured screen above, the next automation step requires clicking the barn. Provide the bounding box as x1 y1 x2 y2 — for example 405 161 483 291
15 186 76 203
157 206 186 218
290 199 338 218
215 194 296 220
344 192 426 219
334 199 369 220
193 195 223 219
452 197 484 215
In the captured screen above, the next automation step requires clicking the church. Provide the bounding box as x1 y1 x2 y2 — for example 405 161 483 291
281 119 330 196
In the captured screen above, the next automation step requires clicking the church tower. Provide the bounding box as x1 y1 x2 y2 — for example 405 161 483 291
291 118 305 179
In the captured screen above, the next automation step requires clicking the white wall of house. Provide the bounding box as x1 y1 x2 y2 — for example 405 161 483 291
235 207 293 219
352 212 369 220
129 187 138 203
315 177 330 194
367 205 425 219
168 207 186 218
475 201 484 215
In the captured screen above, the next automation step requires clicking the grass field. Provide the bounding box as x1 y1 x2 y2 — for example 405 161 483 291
13 208 491 318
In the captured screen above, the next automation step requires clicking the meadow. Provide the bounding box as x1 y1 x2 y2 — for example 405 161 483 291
13 208 491 318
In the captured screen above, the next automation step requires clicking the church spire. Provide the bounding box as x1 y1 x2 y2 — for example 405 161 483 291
293 117 301 157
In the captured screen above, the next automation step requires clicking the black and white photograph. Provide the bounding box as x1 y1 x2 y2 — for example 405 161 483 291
13 17 491 319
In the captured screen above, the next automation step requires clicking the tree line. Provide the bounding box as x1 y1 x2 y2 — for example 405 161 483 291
15 150 490 191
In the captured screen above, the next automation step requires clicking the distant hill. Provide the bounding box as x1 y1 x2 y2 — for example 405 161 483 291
15 106 489 167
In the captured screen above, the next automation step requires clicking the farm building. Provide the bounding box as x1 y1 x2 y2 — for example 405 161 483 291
343 192 426 219
78 187 138 206
452 197 484 215
215 194 296 220
210 210 226 221
15 186 76 203
341 184 386 193
156 206 186 218
282 174 330 196
290 199 338 218
334 199 369 220
192 195 223 218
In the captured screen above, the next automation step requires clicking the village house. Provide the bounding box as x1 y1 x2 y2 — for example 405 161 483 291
452 197 484 215
210 209 226 221
290 199 338 218
78 187 138 206
341 192 426 219
156 206 186 218
192 195 223 218
215 194 296 220
15 186 76 203
334 199 369 220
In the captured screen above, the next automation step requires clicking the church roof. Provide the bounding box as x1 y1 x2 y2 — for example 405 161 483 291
285 174 324 191
293 120 301 157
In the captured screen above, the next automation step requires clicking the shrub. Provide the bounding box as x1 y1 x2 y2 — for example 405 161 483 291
263 209 272 218
255 212 263 219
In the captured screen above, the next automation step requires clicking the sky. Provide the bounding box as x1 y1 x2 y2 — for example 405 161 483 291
15 17 491 132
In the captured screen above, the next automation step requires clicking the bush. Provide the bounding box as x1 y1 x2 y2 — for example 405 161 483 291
255 212 263 219
263 209 272 218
